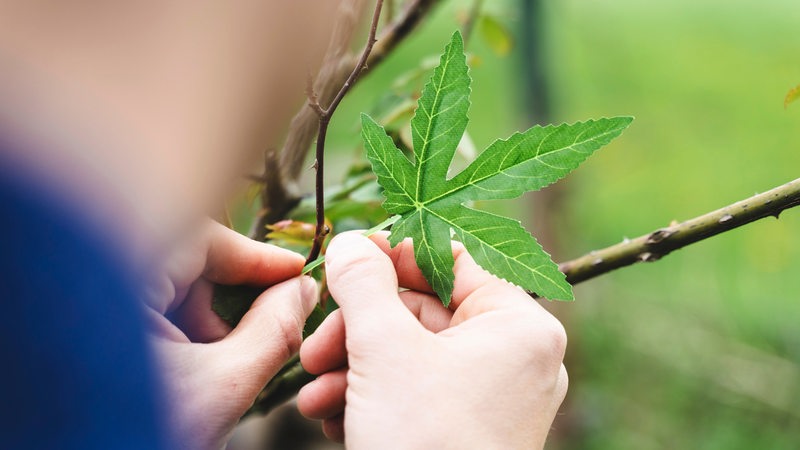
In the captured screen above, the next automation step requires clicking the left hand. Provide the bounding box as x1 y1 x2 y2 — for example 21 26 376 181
142 220 318 450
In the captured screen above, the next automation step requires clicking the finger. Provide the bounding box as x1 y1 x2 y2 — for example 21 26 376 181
297 367 347 420
300 291 452 374
168 278 233 342
300 309 346 375
204 221 304 285
447 251 554 328
451 250 527 305
218 276 318 390
398 290 453 333
322 413 345 443
325 232 419 340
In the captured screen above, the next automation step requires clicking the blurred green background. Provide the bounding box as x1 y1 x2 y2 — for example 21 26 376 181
319 0 800 448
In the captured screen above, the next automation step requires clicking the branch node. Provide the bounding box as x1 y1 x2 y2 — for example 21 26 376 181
645 228 674 245
306 73 326 117
637 252 661 263
561 177 800 285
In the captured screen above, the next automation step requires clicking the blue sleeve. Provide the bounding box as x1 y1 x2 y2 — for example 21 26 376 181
0 172 170 449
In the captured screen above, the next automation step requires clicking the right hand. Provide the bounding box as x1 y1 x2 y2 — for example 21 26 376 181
298 232 569 449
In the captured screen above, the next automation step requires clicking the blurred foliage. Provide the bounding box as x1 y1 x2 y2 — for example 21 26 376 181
548 0 800 448
785 84 800 109
477 13 515 56
234 0 799 447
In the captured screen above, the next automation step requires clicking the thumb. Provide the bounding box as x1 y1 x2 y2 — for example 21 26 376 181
325 232 418 340
221 276 318 382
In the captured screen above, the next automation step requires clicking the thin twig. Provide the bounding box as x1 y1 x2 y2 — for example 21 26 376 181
366 0 441 69
558 177 800 286
304 0 385 265
251 0 442 239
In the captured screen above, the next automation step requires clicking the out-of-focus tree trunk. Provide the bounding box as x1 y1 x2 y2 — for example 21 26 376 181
517 1 579 448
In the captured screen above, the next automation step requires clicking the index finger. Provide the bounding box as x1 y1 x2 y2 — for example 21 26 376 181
204 221 305 286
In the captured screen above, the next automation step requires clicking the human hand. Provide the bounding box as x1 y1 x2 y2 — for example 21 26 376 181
143 220 318 450
297 232 569 449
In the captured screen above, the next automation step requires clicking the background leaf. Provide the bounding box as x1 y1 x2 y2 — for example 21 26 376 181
479 14 515 56
785 84 800 108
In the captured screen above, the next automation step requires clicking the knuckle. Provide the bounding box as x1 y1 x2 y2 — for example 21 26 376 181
543 317 568 358
540 316 568 364
273 309 304 359
519 311 567 368
555 364 569 402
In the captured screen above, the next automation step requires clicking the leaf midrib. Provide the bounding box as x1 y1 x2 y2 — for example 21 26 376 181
420 124 623 207
416 203 569 296
415 41 457 201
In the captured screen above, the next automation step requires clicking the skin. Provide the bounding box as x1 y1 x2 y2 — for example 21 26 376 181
0 1 569 448
0 4 338 447
143 220 318 449
0 1 340 263
299 232 569 449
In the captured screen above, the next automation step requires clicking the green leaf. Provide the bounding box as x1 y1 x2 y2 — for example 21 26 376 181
361 31 632 305
409 30 471 201
212 284 263 328
213 216 400 328
478 14 514 56
302 257 325 275
785 84 800 109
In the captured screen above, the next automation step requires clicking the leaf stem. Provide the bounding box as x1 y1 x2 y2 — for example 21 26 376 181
558 177 800 286
305 0 385 265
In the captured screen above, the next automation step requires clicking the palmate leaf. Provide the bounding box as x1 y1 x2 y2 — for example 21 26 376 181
362 31 633 305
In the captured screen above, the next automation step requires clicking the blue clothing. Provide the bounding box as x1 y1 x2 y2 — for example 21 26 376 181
0 159 169 448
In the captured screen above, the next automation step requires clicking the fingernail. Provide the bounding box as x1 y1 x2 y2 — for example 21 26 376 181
300 276 319 309
327 232 368 267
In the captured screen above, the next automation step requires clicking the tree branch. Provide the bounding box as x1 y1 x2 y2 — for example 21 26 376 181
249 178 800 417
304 0 384 265
559 177 800 285
250 0 442 239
